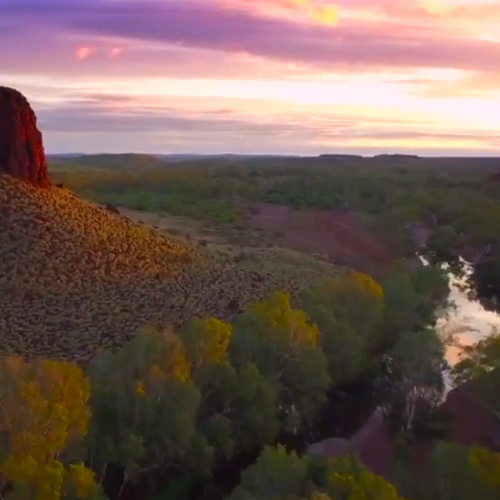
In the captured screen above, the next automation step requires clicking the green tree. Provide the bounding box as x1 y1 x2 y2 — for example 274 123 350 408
230 292 330 433
225 446 406 500
86 327 209 494
299 271 384 385
325 456 406 500
226 445 308 500
379 266 448 351
424 442 500 500
197 362 279 458
426 225 460 264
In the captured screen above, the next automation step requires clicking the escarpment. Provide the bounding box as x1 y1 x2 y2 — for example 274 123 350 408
0 86 50 188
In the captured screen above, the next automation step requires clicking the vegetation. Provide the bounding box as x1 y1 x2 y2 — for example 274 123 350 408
393 441 500 500
0 357 98 500
0 175 338 360
225 445 406 500
0 264 469 500
51 155 500 298
1 153 500 499
1 294 499 500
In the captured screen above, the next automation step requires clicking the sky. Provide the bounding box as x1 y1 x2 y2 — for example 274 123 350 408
1 0 500 155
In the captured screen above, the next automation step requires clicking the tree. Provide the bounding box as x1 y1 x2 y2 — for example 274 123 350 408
410 265 450 323
376 327 447 433
379 271 422 350
299 271 384 385
426 224 459 264
379 266 448 352
425 442 500 500
86 327 209 494
469 259 500 313
225 446 406 500
197 362 279 458
325 456 406 500
230 292 330 433
0 356 97 500
180 317 232 377
226 445 308 500
180 316 280 457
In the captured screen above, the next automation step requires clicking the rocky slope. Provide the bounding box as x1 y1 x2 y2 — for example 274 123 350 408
0 175 337 360
0 88 337 360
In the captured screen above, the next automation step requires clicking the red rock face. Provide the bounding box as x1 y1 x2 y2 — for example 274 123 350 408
0 86 50 188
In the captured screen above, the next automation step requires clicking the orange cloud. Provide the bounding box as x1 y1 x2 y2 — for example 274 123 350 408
419 0 451 15
289 0 309 7
281 0 339 25
311 4 338 25
236 0 339 25
76 46 91 60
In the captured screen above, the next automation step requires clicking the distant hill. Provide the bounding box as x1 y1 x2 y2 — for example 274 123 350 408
48 153 170 170
318 154 364 160
373 154 421 160
48 153 85 159
47 153 500 174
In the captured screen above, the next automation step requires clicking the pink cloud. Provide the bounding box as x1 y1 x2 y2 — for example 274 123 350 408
76 46 92 60
2 0 500 78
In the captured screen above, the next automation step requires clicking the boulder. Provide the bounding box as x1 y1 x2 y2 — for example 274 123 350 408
0 86 50 187
104 203 120 214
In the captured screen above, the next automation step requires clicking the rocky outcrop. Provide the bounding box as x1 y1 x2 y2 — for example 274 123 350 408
0 86 50 187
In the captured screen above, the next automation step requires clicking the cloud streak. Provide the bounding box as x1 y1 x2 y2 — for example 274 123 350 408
2 0 500 74
36 93 500 148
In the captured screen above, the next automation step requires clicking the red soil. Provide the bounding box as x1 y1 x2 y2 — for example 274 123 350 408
309 381 500 480
250 203 400 275
442 378 500 451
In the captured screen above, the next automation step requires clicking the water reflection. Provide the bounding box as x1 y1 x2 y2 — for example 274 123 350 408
436 259 500 366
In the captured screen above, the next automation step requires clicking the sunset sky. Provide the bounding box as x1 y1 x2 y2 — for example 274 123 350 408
1 0 500 155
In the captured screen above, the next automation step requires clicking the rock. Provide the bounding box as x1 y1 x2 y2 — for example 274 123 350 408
0 86 50 187
104 203 120 214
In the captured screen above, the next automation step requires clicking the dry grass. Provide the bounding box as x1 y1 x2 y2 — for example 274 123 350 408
0 175 339 361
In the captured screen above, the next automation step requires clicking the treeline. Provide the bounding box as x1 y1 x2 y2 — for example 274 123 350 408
2 265 495 500
51 157 500 245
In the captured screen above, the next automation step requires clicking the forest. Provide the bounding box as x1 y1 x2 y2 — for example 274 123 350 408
1 155 500 500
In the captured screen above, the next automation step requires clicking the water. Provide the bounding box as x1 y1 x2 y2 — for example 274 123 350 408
436 259 500 366
416 256 499 394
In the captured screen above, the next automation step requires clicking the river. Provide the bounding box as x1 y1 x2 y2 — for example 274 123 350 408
436 259 500 367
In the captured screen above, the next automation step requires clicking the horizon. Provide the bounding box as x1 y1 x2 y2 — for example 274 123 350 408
2 0 500 156
46 152 500 159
